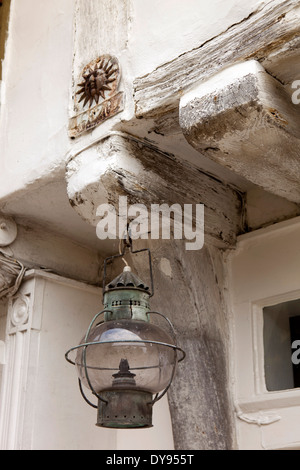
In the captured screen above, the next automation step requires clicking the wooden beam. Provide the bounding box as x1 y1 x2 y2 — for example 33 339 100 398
126 238 235 449
179 60 300 203
66 134 245 249
133 0 300 119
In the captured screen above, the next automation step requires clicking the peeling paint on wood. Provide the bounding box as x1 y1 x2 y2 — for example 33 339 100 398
133 0 300 119
66 134 245 249
179 61 300 203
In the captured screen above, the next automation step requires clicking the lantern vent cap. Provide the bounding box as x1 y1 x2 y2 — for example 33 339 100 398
105 265 150 292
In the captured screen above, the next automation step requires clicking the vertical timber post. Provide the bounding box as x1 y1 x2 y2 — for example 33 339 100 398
129 239 234 450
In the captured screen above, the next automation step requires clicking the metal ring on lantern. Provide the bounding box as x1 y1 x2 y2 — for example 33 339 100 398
65 309 185 409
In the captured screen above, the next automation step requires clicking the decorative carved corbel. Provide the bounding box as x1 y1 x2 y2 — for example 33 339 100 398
66 133 245 249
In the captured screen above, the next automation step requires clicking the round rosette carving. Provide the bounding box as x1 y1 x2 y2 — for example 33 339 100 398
11 295 30 327
76 55 120 109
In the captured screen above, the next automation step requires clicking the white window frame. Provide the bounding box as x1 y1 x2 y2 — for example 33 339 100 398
229 216 300 449
252 289 300 401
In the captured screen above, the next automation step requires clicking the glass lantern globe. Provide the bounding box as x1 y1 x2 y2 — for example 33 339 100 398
66 258 185 429
75 319 176 394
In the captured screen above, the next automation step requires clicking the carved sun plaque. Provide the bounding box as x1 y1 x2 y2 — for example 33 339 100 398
69 55 124 138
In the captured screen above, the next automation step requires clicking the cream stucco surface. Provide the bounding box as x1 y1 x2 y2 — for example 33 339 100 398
228 217 300 450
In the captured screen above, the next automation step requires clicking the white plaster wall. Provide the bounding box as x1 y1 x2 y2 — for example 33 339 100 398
246 187 300 231
228 217 300 450
0 0 74 200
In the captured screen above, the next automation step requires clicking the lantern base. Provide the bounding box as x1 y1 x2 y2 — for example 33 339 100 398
97 390 153 428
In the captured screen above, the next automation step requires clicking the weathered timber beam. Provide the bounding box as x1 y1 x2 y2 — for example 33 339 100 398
134 0 300 118
66 134 244 249
179 60 300 203
125 238 235 450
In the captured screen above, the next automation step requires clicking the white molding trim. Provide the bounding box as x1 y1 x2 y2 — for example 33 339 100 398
0 277 40 449
0 269 102 449
23 268 102 295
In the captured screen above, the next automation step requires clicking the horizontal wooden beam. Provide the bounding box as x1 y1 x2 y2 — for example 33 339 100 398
133 0 300 119
179 60 300 203
66 134 245 249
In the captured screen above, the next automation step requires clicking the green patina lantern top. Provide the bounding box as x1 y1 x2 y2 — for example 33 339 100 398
103 266 151 322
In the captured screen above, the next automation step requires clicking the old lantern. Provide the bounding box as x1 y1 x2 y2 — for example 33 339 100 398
65 243 185 428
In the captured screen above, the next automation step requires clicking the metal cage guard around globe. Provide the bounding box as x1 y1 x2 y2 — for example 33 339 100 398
65 245 185 429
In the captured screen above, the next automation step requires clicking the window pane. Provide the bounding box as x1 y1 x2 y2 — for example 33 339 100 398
263 299 300 392
289 315 300 388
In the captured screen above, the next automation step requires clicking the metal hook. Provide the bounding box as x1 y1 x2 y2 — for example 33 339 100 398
118 223 133 267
